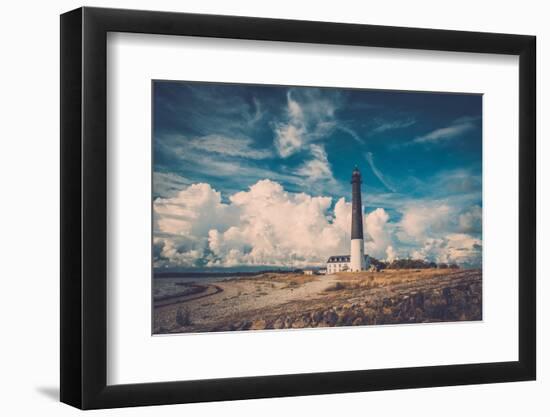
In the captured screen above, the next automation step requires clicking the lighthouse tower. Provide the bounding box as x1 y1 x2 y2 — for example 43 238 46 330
350 167 366 272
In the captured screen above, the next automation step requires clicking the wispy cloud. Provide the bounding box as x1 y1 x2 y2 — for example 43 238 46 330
337 125 363 143
372 118 416 134
187 134 273 159
156 83 265 139
413 116 479 145
274 92 307 157
296 144 335 183
155 134 299 187
365 152 397 193
338 117 416 143
432 168 482 195
247 97 264 126
274 90 339 158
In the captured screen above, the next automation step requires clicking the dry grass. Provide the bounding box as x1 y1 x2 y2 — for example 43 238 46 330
271 274 317 284
328 269 466 293
282 280 300 289
324 282 346 291
324 278 380 292
336 269 458 283
235 273 319 290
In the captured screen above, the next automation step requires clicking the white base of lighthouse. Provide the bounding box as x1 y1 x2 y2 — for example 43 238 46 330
350 239 366 272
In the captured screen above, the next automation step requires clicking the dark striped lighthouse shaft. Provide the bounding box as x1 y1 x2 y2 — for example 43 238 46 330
351 168 364 239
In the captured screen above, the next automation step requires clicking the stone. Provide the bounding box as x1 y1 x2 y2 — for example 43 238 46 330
352 317 364 326
443 287 452 305
292 318 306 328
273 318 285 329
323 310 338 326
250 319 267 330
412 292 425 309
311 311 323 323
336 312 348 326
239 321 252 330
175 307 192 326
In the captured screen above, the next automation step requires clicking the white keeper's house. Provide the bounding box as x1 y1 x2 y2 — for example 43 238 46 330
326 254 370 274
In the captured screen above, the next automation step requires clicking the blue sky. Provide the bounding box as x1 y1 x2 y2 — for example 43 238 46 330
152 81 482 270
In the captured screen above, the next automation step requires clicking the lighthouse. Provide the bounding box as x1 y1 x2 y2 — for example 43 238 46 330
350 166 366 271
325 167 370 274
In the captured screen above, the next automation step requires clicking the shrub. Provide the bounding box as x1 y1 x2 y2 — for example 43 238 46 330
388 258 433 269
176 307 192 326
369 257 388 270
325 282 345 291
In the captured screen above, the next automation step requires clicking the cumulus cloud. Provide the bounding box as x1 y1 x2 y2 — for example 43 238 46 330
364 208 394 260
396 203 482 265
385 245 397 262
410 234 482 266
400 204 452 240
208 180 346 267
153 183 239 267
154 183 238 236
154 180 482 269
458 205 482 234
154 180 352 268
398 203 482 240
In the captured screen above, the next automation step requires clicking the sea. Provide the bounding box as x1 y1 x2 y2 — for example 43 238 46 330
153 275 230 300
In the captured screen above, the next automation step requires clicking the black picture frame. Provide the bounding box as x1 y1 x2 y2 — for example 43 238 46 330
60 6 536 410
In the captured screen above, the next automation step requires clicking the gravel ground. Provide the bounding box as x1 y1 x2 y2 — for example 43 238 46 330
153 269 482 334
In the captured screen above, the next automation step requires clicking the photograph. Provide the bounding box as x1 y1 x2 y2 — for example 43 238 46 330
152 81 483 334
1 0 542 413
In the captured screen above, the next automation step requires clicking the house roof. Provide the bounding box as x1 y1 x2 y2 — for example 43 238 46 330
326 254 369 263
327 255 350 263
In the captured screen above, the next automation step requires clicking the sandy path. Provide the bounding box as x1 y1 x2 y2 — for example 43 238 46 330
155 274 340 327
